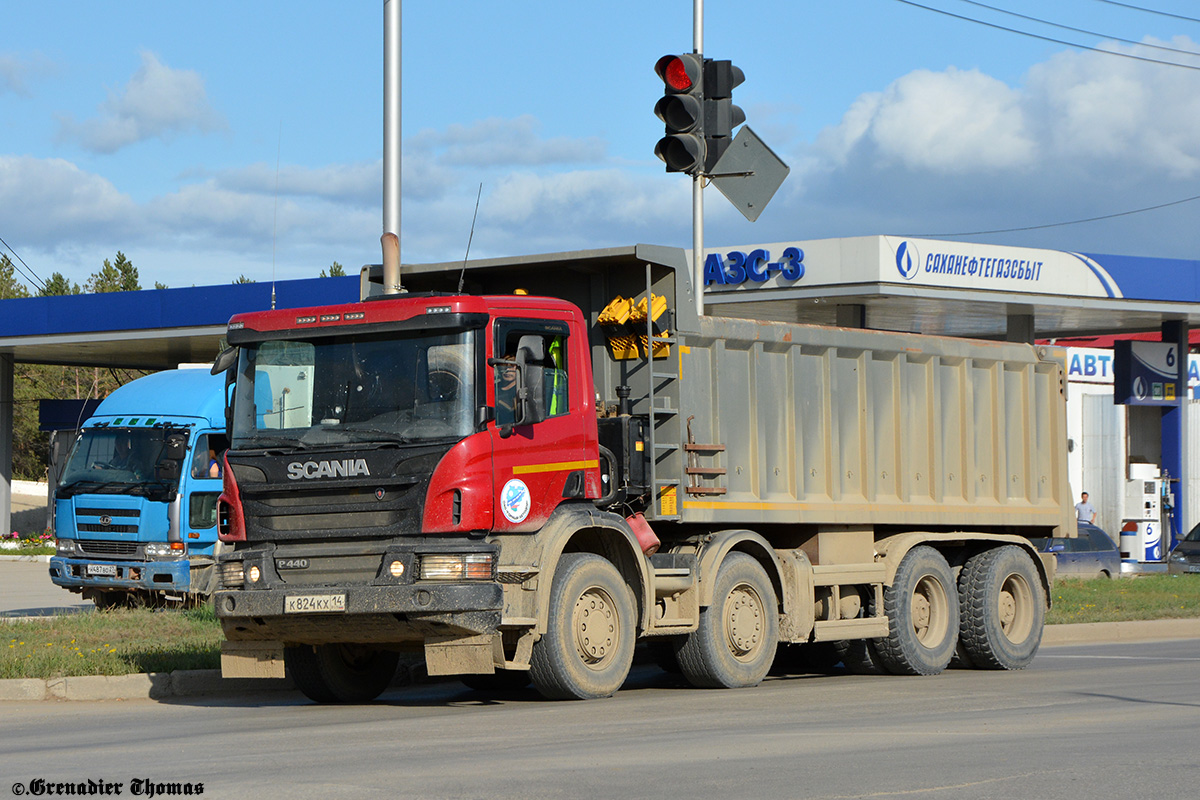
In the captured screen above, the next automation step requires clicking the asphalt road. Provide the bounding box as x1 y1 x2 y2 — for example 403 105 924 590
0 558 91 618
3 637 1198 800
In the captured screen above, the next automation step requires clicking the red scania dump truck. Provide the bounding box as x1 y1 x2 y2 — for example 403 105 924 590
212 248 1070 702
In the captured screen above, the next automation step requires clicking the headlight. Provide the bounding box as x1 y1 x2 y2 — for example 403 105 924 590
219 561 245 588
419 553 495 581
145 542 186 558
56 539 76 556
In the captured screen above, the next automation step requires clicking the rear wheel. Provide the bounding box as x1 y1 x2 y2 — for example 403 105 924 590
958 546 1045 670
876 546 958 675
529 553 636 700
676 553 779 689
285 643 400 703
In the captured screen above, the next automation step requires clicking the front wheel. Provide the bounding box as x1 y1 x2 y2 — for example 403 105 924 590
285 644 400 703
676 553 779 689
529 553 637 700
876 546 959 675
958 546 1045 670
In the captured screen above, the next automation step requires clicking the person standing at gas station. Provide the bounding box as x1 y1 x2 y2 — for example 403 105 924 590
1075 491 1096 524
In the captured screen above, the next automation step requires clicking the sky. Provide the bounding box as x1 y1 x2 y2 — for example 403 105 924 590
4 0 1200 290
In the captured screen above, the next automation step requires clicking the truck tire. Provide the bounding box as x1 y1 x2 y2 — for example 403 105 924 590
284 644 400 704
675 553 779 689
876 546 958 675
460 669 532 692
92 591 128 611
835 637 889 675
529 553 636 700
957 546 1045 670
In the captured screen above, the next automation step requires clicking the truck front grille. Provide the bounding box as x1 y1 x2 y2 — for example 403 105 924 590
76 540 140 557
74 507 141 536
240 479 425 542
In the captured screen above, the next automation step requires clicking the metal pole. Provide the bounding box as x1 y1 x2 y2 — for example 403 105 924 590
382 0 402 294
693 0 704 319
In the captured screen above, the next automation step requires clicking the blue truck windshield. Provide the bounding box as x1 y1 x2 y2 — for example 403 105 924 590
58 428 182 500
231 330 477 449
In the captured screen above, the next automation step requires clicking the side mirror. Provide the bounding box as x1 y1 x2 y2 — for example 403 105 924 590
212 346 238 375
1049 544 1065 553
514 335 547 427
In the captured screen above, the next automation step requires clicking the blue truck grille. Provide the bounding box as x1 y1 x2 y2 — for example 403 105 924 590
77 523 139 534
76 540 139 556
74 506 141 536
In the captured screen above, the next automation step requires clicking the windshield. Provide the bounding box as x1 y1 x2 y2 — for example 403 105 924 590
58 427 183 499
231 329 477 449
1185 524 1200 543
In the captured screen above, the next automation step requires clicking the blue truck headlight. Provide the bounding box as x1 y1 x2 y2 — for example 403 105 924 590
56 539 76 556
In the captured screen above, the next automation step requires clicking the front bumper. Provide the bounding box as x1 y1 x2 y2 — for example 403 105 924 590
49 556 192 593
214 582 503 644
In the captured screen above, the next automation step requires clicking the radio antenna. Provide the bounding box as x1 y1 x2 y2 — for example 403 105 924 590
270 123 281 309
457 183 483 294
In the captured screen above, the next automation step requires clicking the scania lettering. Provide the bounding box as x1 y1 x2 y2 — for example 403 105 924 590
286 459 371 480
209 252 1071 704
48 367 229 608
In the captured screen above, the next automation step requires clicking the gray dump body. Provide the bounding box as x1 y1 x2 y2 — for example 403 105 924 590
645 315 1073 537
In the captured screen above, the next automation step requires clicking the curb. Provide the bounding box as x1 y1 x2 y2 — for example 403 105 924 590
0 669 296 702
2 619 1198 702
1040 617 1200 647
0 555 52 563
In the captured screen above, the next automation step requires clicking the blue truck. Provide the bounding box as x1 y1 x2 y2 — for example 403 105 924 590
49 368 228 608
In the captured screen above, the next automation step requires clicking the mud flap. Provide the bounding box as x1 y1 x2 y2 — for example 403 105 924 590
424 633 504 676
221 641 286 678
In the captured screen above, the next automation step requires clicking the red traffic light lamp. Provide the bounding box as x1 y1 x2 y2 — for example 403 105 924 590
654 54 706 175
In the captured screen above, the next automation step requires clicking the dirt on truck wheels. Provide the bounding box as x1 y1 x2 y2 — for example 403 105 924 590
958 545 1045 670
285 644 400 704
876 546 959 675
676 553 780 689
530 553 637 700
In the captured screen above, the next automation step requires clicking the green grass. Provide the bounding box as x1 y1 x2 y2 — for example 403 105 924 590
1 605 222 680
1 576 1198 681
1046 574 1200 625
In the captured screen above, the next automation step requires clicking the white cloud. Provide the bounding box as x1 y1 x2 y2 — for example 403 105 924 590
0 51 54 97
207 161 381 206
816 67 1034 173
57 51 225 154
409 115 606 167
0 155 138 240
784 38 1200 258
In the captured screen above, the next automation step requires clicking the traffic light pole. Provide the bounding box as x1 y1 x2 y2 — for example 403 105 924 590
693 0 705 319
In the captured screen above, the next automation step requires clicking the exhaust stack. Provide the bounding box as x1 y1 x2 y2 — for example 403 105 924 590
382 0 402 294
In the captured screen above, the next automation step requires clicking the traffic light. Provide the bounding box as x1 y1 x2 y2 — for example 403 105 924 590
702 60 745 172
654 54 706 174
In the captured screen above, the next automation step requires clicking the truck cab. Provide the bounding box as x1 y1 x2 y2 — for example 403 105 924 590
49 367 229 608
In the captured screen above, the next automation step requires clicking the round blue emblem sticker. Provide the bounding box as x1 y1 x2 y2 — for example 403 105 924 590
500 478 531 523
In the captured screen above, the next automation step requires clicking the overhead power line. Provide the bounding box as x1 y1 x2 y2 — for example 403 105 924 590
0 234 46 294
892 0 1200 71
1090 0 1200 25
957 0 1200 58
907 191 1200 237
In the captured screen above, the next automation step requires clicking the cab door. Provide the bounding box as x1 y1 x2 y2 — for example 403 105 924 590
488 316 597 532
